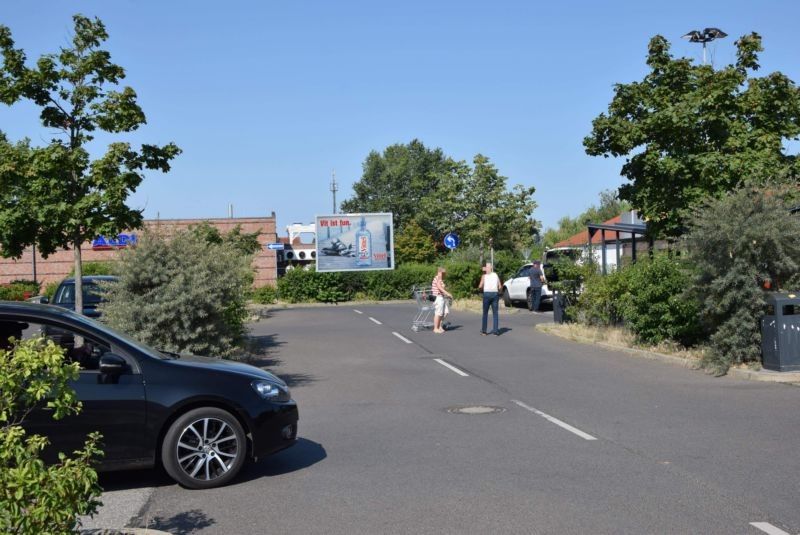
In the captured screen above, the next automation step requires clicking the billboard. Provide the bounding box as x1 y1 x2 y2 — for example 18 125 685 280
316 213 394 272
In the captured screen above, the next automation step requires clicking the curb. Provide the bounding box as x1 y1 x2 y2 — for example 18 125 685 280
536 324 800 385
80 529 171 535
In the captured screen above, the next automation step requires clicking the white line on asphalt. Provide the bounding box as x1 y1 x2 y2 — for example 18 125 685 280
369 317 382 325
750 522 791 535
353 309 363 314
434 358 469 377
512 400 597 441
392 332 413 344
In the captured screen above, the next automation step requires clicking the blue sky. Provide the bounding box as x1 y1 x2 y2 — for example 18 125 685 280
2 1 798 236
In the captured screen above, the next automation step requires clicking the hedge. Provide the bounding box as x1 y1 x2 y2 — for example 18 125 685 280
275 261 486 303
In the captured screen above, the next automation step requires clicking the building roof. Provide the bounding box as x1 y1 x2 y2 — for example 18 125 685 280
555 215 623 247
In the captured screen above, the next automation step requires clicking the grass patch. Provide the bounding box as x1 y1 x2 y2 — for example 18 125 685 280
538 323 707 363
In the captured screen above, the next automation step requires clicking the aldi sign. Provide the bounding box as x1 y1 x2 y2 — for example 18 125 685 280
92 233 137 250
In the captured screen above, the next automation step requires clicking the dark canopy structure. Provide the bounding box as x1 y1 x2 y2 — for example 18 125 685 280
587 221 649 275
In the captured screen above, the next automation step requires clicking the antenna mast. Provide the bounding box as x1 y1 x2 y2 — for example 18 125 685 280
330 170 338 214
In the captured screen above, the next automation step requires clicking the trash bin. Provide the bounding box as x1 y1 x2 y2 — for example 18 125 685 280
761 292 800 372
553 291 568 324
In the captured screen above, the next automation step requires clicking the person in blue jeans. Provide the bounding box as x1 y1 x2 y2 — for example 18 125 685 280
478 262 503 335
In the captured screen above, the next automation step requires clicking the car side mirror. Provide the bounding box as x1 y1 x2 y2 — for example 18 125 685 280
39 296 49 304
99 353 126 375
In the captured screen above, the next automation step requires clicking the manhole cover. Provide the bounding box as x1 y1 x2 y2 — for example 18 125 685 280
446 405 506 414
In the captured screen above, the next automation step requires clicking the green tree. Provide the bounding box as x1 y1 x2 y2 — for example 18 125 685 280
543 189 630 247
341 139 452 231
394 219 436 264
419 155 537 252
189 221 261 255
100 230 253 359
584 33 800 238
685 185 800 374
0 15 181 317
1 338 102 534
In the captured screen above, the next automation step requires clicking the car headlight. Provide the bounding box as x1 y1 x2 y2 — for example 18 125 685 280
251 380 291 402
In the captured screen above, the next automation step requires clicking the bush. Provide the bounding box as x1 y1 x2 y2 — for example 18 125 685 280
44 281 59 301
277 268 320 303
276 264 438 303
315 272 351 303
619 255 701 346
575 255 701 345
395 220 437 264
69 261 115 277
364 263 437 300
576 267 633 327
100 230 254 359
251 285 278 304
685 186 800 374
441 260 483 298
0 338 102 534
0 280 40 301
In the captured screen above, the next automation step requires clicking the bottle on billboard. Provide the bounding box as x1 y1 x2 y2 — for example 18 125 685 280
355 216 372 266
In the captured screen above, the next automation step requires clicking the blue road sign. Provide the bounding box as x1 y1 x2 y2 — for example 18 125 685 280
443 233 460 249
266 243 284 251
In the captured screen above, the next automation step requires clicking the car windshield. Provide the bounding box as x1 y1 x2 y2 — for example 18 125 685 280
56 282 108 304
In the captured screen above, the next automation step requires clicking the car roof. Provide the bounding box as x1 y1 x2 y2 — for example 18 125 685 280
60 276 119 284
0 300 88 319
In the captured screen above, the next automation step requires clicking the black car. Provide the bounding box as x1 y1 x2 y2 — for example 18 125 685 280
41 276 118 318
2 301 298 489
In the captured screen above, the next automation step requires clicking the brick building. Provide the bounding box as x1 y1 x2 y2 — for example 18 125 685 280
0 215 278 288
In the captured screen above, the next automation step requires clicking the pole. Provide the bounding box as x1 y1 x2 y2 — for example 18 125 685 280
330 170 338 214
32 243 37 283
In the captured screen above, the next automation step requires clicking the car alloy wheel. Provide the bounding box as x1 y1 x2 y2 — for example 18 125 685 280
162 407 246 489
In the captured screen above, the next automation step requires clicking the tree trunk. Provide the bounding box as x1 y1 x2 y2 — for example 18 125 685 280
74 243 83 316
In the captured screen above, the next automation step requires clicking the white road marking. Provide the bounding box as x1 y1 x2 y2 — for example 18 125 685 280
369 317 382 325
353 309 363 314
392 332 413 344
750 522 792 535
434 358 469 377
512 400 597 441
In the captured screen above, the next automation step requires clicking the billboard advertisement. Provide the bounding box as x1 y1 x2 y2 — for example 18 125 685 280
316 213 394 272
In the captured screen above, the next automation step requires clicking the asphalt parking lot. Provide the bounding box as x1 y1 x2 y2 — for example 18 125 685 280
87 303 800 535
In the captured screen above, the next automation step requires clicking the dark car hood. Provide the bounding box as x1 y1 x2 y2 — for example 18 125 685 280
168 354 286 385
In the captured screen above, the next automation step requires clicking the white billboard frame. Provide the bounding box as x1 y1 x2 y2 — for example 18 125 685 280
315 213 394 273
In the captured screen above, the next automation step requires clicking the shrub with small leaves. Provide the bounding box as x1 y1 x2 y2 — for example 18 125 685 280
0 280 40 301
440 261 483 299
251 285 277 304
618 254 701 346
44 282 59 301
576 267 633 327
100 229 254 359
0 338 103 534
69 261 116 277
685 185 800 374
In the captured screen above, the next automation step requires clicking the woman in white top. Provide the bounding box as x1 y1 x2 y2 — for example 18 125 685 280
478 262 503 335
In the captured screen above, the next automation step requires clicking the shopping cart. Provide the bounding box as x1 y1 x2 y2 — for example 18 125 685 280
411 286 435 331
411 286 451 332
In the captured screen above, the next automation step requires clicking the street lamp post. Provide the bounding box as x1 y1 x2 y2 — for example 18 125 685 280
682 27 727 66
